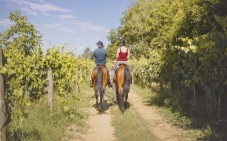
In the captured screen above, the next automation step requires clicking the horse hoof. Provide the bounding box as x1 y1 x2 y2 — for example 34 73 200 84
120 107 125 112
98 105 102 111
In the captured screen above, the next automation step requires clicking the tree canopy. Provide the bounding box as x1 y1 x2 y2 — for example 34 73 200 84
107 0 227 139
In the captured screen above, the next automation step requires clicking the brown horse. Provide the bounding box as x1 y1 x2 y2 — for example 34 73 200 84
113 64 132 111
91 65 109 111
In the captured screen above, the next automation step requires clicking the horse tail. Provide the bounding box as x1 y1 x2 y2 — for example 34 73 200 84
96 66 104 96
123 67 131 95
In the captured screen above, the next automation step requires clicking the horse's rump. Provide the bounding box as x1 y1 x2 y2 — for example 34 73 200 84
113 64 130 85
91 65 109 95
114 64 132 111
91 65 109 111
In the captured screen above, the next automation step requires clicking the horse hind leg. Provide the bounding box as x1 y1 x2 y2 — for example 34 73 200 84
125 93 128 101
119 94 125 112
125 93 129 108
95 92 99 109
98 92 104 111
118 88 125 112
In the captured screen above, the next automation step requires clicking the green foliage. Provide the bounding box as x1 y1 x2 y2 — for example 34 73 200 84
131 49 163 87
45 46 93 98
106 29 121 60
7 85 90 141
0 11 42 54
0 11 46 120
110 0 227 139
0 11 93 140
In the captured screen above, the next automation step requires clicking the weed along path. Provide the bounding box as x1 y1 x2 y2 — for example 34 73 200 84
68 87 195 141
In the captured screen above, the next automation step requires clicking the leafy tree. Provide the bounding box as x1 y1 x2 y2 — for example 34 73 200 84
0 11 94 140
0 11 45 120
81 47 93 60
106 29 121 60
109 0 227 139
0 11 42 55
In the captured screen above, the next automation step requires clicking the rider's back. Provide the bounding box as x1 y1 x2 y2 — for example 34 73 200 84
94 48 107 65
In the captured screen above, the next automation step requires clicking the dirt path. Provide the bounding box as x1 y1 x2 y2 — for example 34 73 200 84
67 89 194 141
129 91 193 141
72 97 116 141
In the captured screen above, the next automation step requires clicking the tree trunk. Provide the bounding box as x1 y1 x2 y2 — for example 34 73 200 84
193 56 198 105
47 66 53 110
218 92 222 120
0 46 7 141
171 81 174 93
193 83 197 105
159 81 163 92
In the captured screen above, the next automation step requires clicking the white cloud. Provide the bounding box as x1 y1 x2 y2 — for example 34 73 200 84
75 22 108 32
58 14 75 20
42 21 108 34
43 23 76 34
21 7 38 15
3 0 72 15
0 19 14 27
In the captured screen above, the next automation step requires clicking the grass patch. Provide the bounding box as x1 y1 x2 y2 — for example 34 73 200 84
110 104 159 141
7 84 91 141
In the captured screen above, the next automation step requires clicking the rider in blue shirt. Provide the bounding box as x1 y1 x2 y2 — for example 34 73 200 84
93 42 107 65
90 41 110 86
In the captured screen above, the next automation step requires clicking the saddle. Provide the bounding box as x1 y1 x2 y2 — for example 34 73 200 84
114 63 128 71
94 64 111 87
96 64 106 68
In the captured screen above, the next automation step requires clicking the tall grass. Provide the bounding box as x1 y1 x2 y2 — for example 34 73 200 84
7 85 91 141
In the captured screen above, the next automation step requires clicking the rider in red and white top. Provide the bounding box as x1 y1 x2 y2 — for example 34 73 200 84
115 39 130 67
110 39 132 85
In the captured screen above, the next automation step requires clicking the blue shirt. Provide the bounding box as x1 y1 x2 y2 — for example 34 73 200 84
93 48 107 65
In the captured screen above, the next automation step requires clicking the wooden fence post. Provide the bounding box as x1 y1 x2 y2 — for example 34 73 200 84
0 45 7 141
75 82 80 93
47 66 53 110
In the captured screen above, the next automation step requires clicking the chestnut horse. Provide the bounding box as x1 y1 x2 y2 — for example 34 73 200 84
113 64 132 111
91 65 109 111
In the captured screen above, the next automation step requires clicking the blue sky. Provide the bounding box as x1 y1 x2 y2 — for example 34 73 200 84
0 0 132 55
